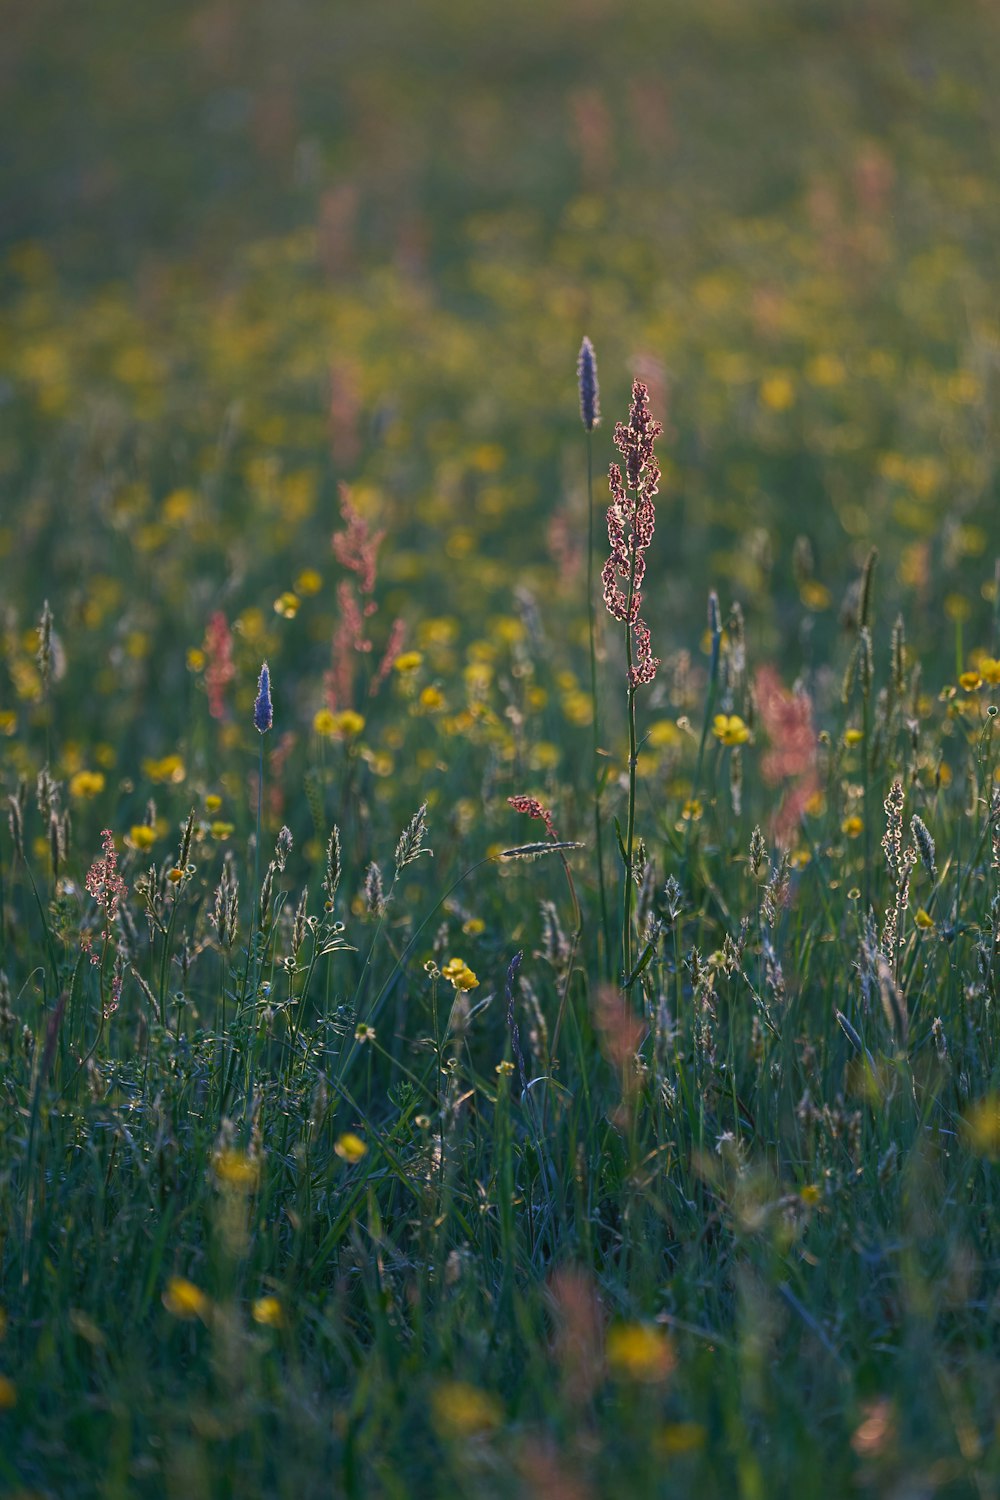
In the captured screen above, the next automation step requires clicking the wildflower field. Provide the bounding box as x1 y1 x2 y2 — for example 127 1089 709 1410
3 1 1000 1494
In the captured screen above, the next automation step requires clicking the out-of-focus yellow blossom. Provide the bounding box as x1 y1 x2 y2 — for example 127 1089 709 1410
295 568 323 595
69 770 105 799
805 353 846 387
143 754 186 784
417 617 459 649
963 1097 1000 1159
431 1382 501 1439
844 728 864 746
129 825 156 851
393 651 423 674
958 671 982 692
210 821 235 840
419 686 446 713
606 1324 676 1383
647 719 681 749
163 1277 209 1321
213 1150 260 1191
273 592 300 618
562 690 592 727
800 580 831 610
914 909 934 930
252 1297 284 1328
334 1133 368 1163
760 373 796 411
488 615 523 646
331 709 365 738
842 816 864 839
978 657 1000 686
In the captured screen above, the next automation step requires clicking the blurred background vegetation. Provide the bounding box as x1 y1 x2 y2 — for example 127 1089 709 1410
3 1 999 761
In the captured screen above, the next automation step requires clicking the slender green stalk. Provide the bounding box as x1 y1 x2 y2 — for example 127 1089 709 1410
621 484 642 984
586 429 612 978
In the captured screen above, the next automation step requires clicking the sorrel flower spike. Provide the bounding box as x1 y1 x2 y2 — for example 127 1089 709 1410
602 379 663 688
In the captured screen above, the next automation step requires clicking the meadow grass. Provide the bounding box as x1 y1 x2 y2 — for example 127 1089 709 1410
3 3 1000 1496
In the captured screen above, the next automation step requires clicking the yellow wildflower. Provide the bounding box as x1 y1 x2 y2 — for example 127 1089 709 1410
315 708 365 738
204 794 222 814
129 824 156 851
647 719 682 749
606 1323 676 1383
295 569 323 596
914 908 934 930
393 651 423 674
0 1376 16 1410
800 580 832 611
273 592 300 619
442 958 479 992
213 1149 260 1191
959 671 982 692
163 1277 209 1321
334 1133 368 1164
844 728 864 746
251 1297 284 1328
760 373 795 412
962 1097 1000 1159
841 816 864 839
979 657 1000 686
143 754 186 785
419 685 446 712
69 770 105 800
712 714 750 747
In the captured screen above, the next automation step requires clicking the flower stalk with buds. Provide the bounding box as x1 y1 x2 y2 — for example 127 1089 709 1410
603 378 662 982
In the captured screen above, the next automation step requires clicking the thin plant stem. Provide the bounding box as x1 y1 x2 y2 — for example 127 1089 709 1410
622 483 641 983
586 428 612 978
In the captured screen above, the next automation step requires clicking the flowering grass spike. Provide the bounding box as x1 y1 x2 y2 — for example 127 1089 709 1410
577 335 600 431
254 661 273 734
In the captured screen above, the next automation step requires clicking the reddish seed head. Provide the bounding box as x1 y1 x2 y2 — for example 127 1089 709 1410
508 795 558 841
603 380 663 689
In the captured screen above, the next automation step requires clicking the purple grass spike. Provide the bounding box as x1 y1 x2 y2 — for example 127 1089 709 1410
577 336 600 431
254 661 273 734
